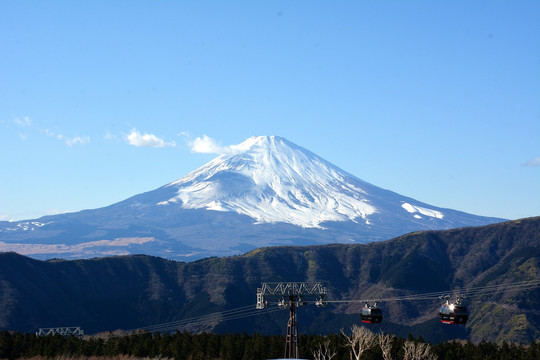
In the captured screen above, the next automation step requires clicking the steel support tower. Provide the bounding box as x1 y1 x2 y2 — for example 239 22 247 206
257 282 326 359
36 327 84 337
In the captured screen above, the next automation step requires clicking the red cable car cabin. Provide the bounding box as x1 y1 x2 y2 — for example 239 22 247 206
361 304 383 324
439 302 468 324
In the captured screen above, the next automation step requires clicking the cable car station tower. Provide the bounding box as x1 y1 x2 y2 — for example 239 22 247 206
257 282 327 359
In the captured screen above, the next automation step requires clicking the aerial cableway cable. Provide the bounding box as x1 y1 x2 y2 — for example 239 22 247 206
131 304 253 332
324 279 540 304
129 279 539 333
128 305 283 334
456 279 540 299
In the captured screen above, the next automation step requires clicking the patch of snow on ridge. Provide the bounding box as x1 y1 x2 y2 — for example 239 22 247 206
1 221 51 232
160 136 377 228
402 202 444 219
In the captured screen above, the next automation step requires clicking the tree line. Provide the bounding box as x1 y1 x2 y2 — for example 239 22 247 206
1 328 539 360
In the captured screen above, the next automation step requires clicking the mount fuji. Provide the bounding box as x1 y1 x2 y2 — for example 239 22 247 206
0 136 503 261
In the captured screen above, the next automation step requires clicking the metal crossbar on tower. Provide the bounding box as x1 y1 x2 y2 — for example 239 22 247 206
36 327 84 337
257 282 327 359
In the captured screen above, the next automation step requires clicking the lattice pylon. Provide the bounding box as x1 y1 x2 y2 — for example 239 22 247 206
284 295 299 359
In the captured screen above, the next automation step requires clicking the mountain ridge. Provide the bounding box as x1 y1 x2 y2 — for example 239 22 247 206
0 217 538 343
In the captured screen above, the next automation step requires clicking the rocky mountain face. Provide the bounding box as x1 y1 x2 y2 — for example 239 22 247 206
0 136 503 261
1 217 538 343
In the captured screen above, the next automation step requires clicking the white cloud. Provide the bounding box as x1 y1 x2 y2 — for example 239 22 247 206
524 156 540 167
126 128 176 148
188 135 230 154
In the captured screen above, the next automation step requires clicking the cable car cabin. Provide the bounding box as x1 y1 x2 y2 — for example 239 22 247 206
361 305 383 324
439 303 468 324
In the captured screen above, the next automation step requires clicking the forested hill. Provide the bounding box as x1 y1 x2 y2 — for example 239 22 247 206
0 217 539 343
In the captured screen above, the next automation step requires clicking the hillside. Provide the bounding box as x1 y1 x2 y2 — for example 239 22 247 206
0 217 538 343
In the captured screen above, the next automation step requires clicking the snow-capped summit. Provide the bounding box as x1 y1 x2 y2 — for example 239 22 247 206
160 136 377 228
155 135 466 231
0 135 505 261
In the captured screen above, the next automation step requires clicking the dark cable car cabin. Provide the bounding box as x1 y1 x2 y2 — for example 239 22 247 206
439 297 468 325
361 302 383 324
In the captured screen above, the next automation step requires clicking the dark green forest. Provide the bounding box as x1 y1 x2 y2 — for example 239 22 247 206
1 330 540 360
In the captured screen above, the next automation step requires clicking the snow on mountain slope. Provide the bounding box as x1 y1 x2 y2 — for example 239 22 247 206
158 136 441 228
0 135 505 261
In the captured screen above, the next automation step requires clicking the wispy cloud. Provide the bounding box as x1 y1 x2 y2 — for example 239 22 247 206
104 131 118 141
11 116 33 140
45 129 90 147
524 156 540 167
13 116 32 127
65 136 90 146
125 128 176 148
8 116 90 147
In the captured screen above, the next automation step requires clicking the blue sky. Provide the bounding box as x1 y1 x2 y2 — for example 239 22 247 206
1 1 539 221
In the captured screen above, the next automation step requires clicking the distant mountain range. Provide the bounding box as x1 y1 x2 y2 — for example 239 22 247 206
1 217 538 343
0 135 504 261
